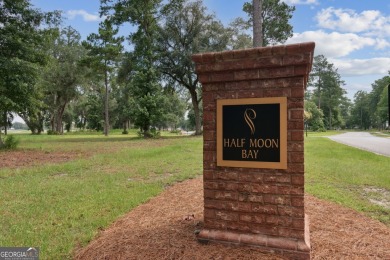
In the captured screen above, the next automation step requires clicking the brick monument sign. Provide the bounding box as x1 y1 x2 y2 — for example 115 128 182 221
192 42 315 259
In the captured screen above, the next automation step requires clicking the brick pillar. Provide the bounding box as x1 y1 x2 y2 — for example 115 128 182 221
192 42 315 259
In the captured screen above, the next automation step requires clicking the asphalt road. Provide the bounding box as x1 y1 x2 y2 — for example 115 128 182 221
328 132 390 157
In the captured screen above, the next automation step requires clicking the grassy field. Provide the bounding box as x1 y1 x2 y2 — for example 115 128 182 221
0 131 202 259
305 131 390 224
0 130 389 259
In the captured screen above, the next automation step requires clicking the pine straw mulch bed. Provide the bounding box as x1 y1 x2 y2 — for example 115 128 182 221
74 178 390 260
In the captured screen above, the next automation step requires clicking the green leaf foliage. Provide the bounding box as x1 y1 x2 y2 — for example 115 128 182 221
242 0 295 46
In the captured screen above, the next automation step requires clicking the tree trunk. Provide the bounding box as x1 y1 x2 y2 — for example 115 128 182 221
55 104 67 134
253 0 263 47
190 88 201 135
104 68 109 136
3 111 7 135
0 125 3 147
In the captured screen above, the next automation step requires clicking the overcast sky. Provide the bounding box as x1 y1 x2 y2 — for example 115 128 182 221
30 0 390 100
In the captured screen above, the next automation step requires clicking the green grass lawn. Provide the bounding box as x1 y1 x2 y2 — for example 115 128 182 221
0 130 389 259
0 132 202 259
305 131 390 224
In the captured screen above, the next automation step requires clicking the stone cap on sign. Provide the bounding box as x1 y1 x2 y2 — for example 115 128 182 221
192 42 315 86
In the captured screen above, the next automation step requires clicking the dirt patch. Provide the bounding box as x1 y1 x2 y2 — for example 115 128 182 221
75 178 390 259
0 150 87 169
362 187 390 209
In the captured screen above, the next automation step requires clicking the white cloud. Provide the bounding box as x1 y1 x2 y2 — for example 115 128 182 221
330 57 390 77
282 0 318 5
316 7 390 37
286 30 388 58
66 10 102 22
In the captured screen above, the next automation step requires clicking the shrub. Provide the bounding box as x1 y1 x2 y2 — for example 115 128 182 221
47 130 60 135
170 129 181 134
0 135 19 150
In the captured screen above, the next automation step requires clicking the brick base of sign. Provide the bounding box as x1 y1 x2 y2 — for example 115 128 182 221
197 214 311 259
192 42 315 260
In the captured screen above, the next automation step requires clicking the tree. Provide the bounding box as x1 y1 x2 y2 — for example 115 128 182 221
368 73 390 129
252 0 263 47
42 26 86 134
82 19 123 136
377 85 388 129
241 0 295 46
102 0 164 137
157 0 229 135
153 87 186 130
304 101 325 132
350 91 371 130
0 0 54 142
308 55 347 129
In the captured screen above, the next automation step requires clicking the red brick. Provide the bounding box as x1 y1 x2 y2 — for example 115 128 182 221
198 74 210 83
291 175 305 185
253 56 284 68
211 72 234 82
271 45 286 55
204 189 214 199
289 109 304 120
204 219 226 229
203 130 215 141
238 202 252 212
220 50 234 61
288 164 304 173
248 194 264 203
264 174 291 183
215 211 239 221
204 209 215 219
237 90 263 99
215 191 238 201
240 214 253 222
292 218 305 229
203 170 214 180
288 99 304 109
288 121 304 130
202 53 216 63
257 46 273 56
214 171 238 181
204 151 215 162
279 227 305 239
294 65 310 76
264 194 291 205
203 111 215 121
203 141 215 151
253 214 266 224
278 206 304 218
193 43 313 257
239 172 264 183
264 88 290 97
288 142 304 152
252 204 278 214
234 69 259 81
233 49 248 59
290 131 304 141
291 87 305 98
266 215 293 226
290 152 304 163
238 183 252 192
290 186 304 195
251 224 279 236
